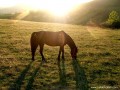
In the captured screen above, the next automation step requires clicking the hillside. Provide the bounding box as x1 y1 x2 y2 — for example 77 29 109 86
0 19 120 89
22 0 120 24
68 0 120 24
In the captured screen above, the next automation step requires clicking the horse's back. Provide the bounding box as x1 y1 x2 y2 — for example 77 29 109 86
35 31 66 46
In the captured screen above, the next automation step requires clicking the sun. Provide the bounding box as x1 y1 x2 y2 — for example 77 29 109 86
22 0 93 17
0 0 93 17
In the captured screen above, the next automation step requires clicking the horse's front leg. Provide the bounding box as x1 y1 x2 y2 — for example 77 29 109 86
39 44 46 62
58 46 64 61
61 46 65 60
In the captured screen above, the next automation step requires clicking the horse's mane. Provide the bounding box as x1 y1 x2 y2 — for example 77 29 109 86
63 31 77 49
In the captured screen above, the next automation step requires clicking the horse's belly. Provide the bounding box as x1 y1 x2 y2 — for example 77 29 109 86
43 32 65 46
44 40 59 46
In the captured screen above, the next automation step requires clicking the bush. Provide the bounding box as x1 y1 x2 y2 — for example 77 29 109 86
105 11 120 28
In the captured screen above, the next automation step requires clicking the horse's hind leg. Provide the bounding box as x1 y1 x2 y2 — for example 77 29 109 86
31 44 38 61
39 44 46 62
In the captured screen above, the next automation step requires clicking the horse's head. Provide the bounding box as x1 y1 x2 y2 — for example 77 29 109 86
71 47 78 60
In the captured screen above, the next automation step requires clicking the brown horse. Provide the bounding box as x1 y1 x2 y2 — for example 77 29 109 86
30 31 78 62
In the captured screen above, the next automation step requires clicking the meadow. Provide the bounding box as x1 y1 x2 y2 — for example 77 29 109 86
0 19 120 90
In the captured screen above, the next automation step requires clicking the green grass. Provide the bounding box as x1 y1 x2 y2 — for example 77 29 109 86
0 19 120 90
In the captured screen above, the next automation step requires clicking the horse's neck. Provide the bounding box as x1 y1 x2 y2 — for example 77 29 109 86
66 34 76 49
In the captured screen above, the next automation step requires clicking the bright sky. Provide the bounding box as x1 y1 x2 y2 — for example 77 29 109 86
0 0 93 16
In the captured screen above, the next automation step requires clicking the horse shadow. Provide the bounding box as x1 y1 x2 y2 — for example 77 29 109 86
9 61 33 90
58 59 67 88
72 59 89 90
9 61 42 90
26 62 42 90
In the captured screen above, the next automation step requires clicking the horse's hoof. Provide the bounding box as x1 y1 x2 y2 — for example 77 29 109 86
42 60 47 63
57 57 60 61
57 61 60 65
62 57 65 60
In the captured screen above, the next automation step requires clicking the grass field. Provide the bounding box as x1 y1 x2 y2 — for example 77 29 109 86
0 19 120 90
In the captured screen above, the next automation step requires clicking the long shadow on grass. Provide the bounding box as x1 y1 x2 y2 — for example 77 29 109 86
9 61 33 90
58 59 67 88
26 62 42 90
72 59 89 90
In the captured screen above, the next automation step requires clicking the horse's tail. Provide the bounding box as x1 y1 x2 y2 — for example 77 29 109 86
30 32 38 60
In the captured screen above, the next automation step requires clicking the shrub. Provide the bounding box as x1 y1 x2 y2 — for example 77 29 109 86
106 11 120 28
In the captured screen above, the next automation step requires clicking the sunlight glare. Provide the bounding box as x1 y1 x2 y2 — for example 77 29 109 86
24 0 93 17
0 0 19 7
0 0 93 17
